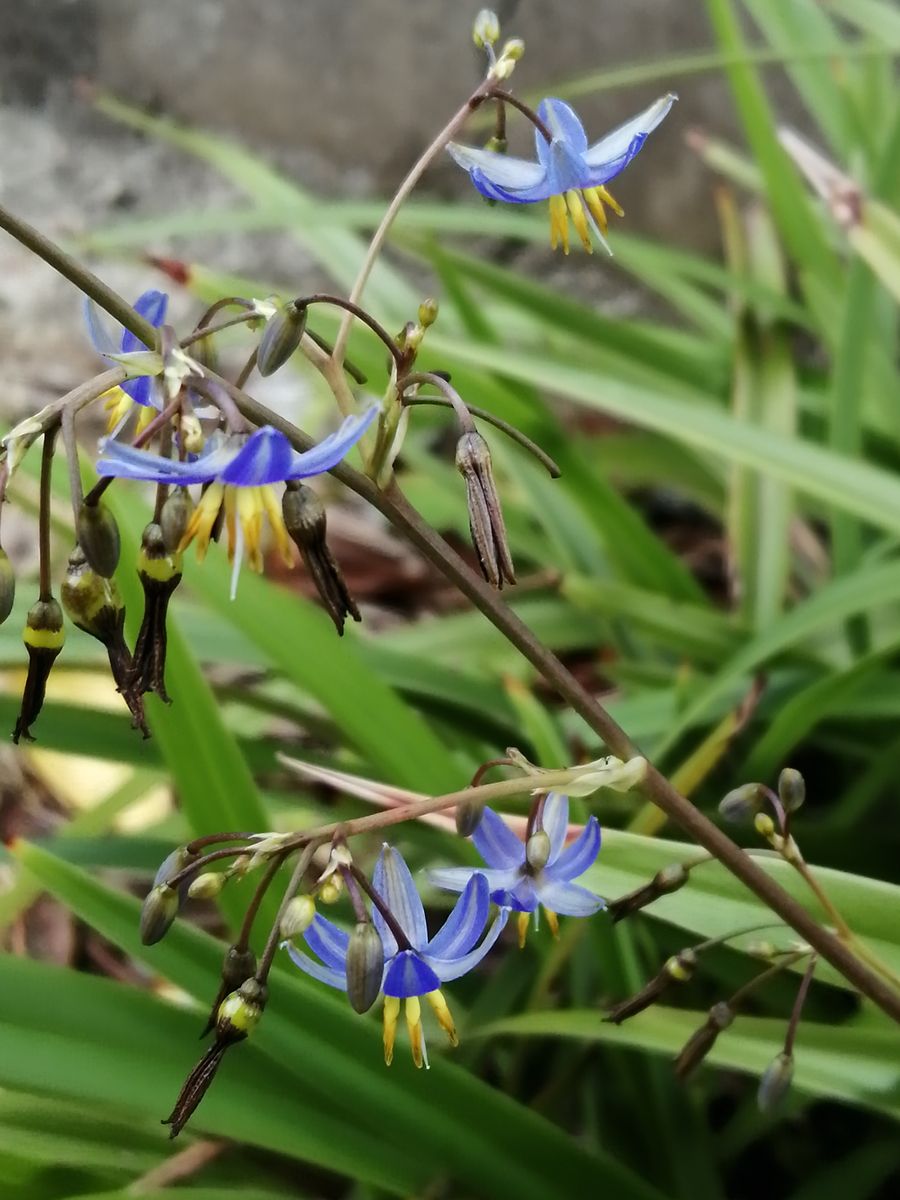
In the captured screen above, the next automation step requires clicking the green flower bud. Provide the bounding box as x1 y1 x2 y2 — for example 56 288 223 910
757 1051 794 1112
472 9 500 47
754 812 776 839
0 547 16 625
216 977 266 1041
526 830 551 871
160 488 195 554
719 783 765 823
257 301 308 377
318 874 343 904
346 922 384 1014
188 871 226 900
140 882 181 945
417 298 439 328
76 502 121 577
455 799 484 838
153 845 198 890
778 768 805 813
279 894 316 939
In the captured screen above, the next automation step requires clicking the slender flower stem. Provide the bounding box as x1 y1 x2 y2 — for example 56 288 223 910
300 294 404 371
38 431 57 602
180 310 259 349
256 843 318 983
349 863 414 951
783 955 817 1057
332 78 495 365
235 854 286 954
726 950 809 1010
488 88 553 142
61 404 84 527
186 831 259 855
83 394 184 508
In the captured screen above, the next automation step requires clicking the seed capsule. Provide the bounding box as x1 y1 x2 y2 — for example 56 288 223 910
216 978 266 1041
13 597 65 743
674 1001 734 1080
140 882 181 945
346 922 385 1014
778 768 805 813
160 488 195 554
132 522 182 702
757 1051 794 1111
0 547 15 625
456 430 515 589
257 301 308 377
282 482 360 635
455 799 484 838
76 502 121 577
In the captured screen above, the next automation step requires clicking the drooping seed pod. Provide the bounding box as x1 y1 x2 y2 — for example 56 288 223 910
12 597 65 743
281 481 360 635
139 882 182 945
455 799 484 838
607 862 690 923
757 1051 794 1112
605 948 698 1025
674 1001 734 1080
257 301 308 377
76 502 121 577
346 922 385 1014
131 522 183 702
0 547 16 625
200 943 258 1038
216 977 267 1042
456 430 515 588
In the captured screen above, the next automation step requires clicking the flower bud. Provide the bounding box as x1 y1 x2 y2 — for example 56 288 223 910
500 37 524 60
282 481 360 635
778 767 805 813
13 597 65 743
76 502 121 578
188 871 226 900
484 135 508 155
222 945 257 990
417 298 439 328
257 301 308 377
455 799 484 838
216 978 266 1041
472 9 500 47
318 874 343 904
655 863 690 895
719 783 765 823
757 1051 794 1112
526 830 551 871
605 948 697 1025
0 547 15 625
456 429 515 588
279 894 316 938
153 845 198 890
346 922 385 1014
61 548 124 643
754 812 776 839
181 412 204 456
160 488 195 554
140 882 181 945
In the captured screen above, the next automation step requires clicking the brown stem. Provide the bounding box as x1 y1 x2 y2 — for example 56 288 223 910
784 955 817 1057
350 863 413 951
235 854 285 953
300 294 404 371
488 87 553 143
38 430 57 602
256 843 319 982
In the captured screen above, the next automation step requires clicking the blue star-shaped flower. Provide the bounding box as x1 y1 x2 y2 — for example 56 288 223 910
429 793 603 945
285 844 507 1067
97 405 377 596
448 93 676 253
85 290 169 432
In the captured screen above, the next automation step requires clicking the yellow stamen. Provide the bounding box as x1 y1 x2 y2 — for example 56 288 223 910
222 488 237 561
180 482 224 561
383 995 400 1066
135 404 156 436
597 185 624 216
517 911 530 949
426 990 459 1047
565 190 593 253
582 187 609 234
548 194 568 253
260 484 295 567
102 387 132 434
238 487 266 572
544 909 560 940
405 996 425 1069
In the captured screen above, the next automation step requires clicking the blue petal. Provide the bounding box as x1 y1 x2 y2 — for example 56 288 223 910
284 940 346 989
283 404 379 480
372 844 428 956
545 817 601 883
303 913 350 971
121 290 168 353
426 874 488 959
430 908 509 983
471 807 525 870
541 793 569 864
536 879 605 917
535 98 588 166
383 950 441 998
492 876 538 913
84 299 120 357
428 865 517 894
582 94 676 179
220 426 299 486
96 437 233 486
121 375 157 407
468 166 557 205
447 142 546 192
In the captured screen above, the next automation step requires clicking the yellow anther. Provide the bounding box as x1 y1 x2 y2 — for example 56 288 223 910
102 388 133 433
181 482 224 561
583 187 609 233
544 909 560 940
237 487 266 572
405 996 426 1069
516 911 530 949
597 185 624 216
135 404 156 436
565 190 593 253
426 990 459 1047
548 194 568 253
383 996 400 1066
260 484 295 567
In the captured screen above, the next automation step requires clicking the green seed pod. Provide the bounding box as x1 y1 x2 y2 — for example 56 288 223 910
0 547 15 625
674 1001 733 1080
778 767 805 813
216 978 266 1041
140 882 181 945
13 597 65 743
757 1051 794 1112
160 488 195 554
221 945 257 991
345 922 384 1014
718 783 765 823
455 799 484 838
282 482 360 635
526 830 551 871
76 502 121 577
279 894 316 939
257 301 308 377
61 548 124 643
188 871 226 900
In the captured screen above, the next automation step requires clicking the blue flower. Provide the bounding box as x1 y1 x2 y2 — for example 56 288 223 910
285 844 507 1067
85 290 169 432
97 405 377 596
448 94 676 253
429 793 603 946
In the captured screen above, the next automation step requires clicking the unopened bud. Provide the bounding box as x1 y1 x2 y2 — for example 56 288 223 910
757 1051 794 1111
76 502 121 577
778 768 805 813
280 894 316 938
746 940 779 959
417 298 439 328
473 9 500 47
754 812 776 839
140 882 181 945
180 412 204 456
719 783 765 823
188 871 226 900
153 845 198 890
0 547 15 625
61 548 124 642
526 830 551 871
484 135 508 154
222 945 257 991
216 978 266 1041
455 799 484 838
257 301 308 377
346 922 385 1014
655 863 689 895
500 37 524 60
160 488 195 554
319 874 343 904
491 37 524 79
